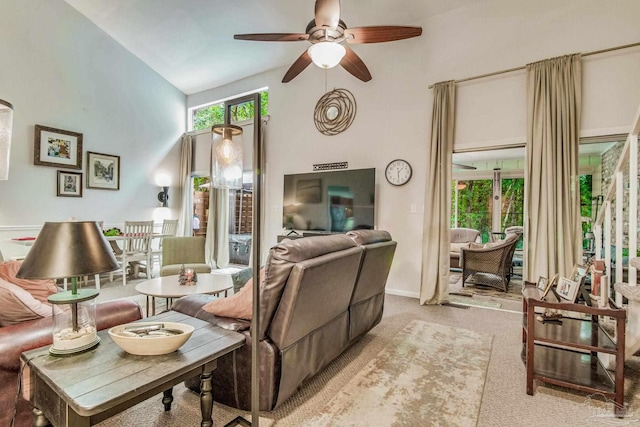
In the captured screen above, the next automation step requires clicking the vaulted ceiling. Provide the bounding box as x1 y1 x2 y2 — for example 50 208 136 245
64 0 482 94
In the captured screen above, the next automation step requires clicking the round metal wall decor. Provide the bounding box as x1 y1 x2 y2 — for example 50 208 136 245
314 88 357 136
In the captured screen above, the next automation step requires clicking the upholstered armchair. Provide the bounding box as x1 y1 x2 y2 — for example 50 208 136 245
450 228 482 268
160 236 212 276
460 231 521 291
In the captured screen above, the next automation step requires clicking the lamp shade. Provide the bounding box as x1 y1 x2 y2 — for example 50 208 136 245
308 42 346 69
17 221 119 280
211 124 243 189
0 99 14 181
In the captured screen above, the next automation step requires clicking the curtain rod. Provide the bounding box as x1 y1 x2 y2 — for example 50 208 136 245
428 40 640 89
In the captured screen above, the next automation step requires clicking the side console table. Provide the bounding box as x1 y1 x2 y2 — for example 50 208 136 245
521 283 626 415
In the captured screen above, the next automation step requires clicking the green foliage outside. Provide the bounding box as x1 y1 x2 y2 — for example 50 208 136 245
192 91 269 131
193 176 209 192
451 175 593 249
451 179 493 243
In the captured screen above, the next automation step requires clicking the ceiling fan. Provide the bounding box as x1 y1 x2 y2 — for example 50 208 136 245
234 0 422 83
453 163 477 170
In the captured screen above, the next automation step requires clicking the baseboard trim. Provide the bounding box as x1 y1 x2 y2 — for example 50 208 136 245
385 288 419 299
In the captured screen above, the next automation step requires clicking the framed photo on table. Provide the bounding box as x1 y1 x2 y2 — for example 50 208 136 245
556 277 580 302
541 274 559 300
87 151 120 190
570 264 588 285
536 276 548 292
57 171 82 197
34 125 83 169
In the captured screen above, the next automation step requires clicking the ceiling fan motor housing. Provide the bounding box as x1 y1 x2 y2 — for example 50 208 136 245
305 19 347 43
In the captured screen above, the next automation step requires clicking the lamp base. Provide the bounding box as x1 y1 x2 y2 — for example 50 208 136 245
49 336 100 357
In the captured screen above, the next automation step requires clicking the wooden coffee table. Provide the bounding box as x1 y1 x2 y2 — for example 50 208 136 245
135 273 233 317
21 311 245 427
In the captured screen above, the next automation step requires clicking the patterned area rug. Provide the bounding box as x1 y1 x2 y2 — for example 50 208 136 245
303 320 493 427
96 319 493 427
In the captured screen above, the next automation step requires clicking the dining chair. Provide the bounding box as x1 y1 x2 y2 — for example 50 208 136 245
151 219 179 269
109 220 154 286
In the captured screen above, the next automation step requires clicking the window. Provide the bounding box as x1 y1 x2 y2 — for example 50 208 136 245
189 91 267 266
190 91 269 131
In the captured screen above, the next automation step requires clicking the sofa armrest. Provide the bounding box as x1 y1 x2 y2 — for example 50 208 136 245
172 294 251 332
0 299 142 373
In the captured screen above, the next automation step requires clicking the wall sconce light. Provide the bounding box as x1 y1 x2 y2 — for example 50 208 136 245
156 173 170 207
0 99 14 181
456 181 467 190
211 124 243 189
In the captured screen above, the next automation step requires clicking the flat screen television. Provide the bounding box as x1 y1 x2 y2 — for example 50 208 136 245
282 168 375 233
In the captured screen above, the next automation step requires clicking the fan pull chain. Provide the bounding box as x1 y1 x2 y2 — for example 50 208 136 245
324 69 328 94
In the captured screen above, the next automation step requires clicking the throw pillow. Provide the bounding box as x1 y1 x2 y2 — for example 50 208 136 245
0 260 58 304
0 278 54 326
450 242 470 253
203 268 264 320
231 267 253 294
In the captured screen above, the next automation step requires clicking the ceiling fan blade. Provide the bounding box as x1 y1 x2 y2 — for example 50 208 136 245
453 163 477 170
344 26 422 44
340 46 372 82
315 0 340 30
234 33 309 42
282 50 313 83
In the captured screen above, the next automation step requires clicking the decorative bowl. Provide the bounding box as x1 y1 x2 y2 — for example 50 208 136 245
108 322 195 355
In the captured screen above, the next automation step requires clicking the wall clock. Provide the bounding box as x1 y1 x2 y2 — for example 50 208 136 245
385 159 412 186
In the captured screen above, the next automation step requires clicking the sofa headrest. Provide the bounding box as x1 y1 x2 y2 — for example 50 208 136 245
347 230 392 245
272 234 357 263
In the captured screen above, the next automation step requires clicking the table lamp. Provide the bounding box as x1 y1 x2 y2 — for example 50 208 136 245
17 221 119 355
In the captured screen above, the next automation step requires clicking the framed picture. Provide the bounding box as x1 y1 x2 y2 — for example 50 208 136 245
570 264 588 284
57 170 82 197
87 151 120 190
556 277 580 302
34 125 83 169
536 276 548 292
541 274 559 300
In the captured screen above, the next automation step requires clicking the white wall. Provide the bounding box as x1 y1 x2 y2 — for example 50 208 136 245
0 0 186 258
197 0 640 297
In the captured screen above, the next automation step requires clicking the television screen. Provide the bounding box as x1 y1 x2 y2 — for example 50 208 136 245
283 168 375 233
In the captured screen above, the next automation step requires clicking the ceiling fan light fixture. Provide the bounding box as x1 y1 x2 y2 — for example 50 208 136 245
308 42 346 69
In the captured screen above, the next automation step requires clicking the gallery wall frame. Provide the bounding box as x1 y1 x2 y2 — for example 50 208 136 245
57 170 83 197
87 151 120 190
34 125 83 169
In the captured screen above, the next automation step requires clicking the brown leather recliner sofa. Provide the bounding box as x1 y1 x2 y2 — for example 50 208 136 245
0 300 143 427
172 229 396 411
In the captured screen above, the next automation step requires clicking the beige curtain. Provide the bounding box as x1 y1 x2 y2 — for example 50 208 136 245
178 134 193 237
524 54 582 281
205 187 230 268
205 139 230 269
420 81 455 305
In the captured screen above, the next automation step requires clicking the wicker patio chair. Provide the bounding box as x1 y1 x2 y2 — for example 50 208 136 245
460 231 521 292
